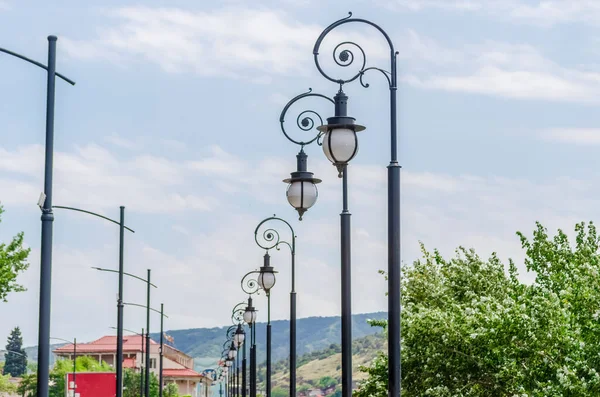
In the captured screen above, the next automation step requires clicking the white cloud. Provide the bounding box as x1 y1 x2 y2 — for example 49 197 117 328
0 143 216 213
384 0 600 26
4 142 600 346
62 7 323 79
541 128 600 145
405 43 600 103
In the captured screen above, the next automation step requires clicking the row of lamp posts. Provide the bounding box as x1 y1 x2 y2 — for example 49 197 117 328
215 12 400 397
1 10 400 397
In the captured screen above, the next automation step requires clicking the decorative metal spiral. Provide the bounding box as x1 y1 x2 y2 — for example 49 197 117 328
225 325 237 341
280 89 334 147
254 215 296 253
231 302 246 325
241 270 261 295
313 12 397 88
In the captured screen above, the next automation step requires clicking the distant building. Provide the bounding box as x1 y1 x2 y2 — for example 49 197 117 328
53 335 211 397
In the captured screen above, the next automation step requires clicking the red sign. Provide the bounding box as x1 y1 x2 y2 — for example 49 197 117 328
66 372 116 397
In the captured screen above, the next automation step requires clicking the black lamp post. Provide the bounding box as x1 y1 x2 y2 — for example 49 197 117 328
95 267 155 397
278 12 400 397
254 216 298 397
241 254 276 397
243 298 257 397
312 14 401 396
53 205 134 397
1 39 75 397
121 300 167 397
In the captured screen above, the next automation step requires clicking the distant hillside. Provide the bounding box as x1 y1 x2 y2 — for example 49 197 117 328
150 312 387 369
14 312 387 373
258 331 387 395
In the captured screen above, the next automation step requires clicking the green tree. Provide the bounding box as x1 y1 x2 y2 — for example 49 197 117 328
163 382 179 397
317 375 336 389
355 222 600 397
123 369 160 397
0 373 17 393
17 356 113 397
270 387 287 397
4 327 27 377
0 205 30 302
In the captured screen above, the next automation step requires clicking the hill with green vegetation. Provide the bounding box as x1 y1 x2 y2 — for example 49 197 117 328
13 312 386 373
150 312 386 370
259 331 387 396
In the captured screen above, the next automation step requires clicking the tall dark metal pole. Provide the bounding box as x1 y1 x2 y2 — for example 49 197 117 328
36 35 57 397
388 47 402 397
242 335 247 397
290 251 296 397
266 293 272 397
145 269 151 397
116 206 125 397
250 323 256 397
236 346 240 397
341 165 352 397
159 303 164 397
73 338 77 393
254 217 296 397
141 328 145 397
312 14 401 396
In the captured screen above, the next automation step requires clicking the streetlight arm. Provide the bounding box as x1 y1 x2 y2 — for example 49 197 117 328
279 89 334 147
241 270 261 295
92 267 157 288
0 47 76 85
53 206 135 233
49 337 74 345
312 12 397 87
123 302 169 317
3 350 28 359
254 216 295 255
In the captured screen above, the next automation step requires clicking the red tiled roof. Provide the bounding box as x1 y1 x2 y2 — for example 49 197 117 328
123 358 137 368
54 335 157 354
163 368 203 378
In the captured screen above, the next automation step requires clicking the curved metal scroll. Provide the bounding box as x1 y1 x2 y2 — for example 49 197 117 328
231 302 246 325
241 270 262 295
312 12 397 88
254 215 295 254
280 88 335 147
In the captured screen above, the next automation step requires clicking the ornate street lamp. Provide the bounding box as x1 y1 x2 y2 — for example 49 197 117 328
279 90 331 220
276 12 400 397
257 253 277 293
317 89 365 177
283 149 321 220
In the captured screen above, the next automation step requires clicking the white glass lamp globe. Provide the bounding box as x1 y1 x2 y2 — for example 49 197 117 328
322 127 358 165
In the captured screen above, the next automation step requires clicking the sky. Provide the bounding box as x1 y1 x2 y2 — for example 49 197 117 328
0 0 599 349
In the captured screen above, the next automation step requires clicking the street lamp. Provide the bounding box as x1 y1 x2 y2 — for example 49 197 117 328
254 216 299 397
95 267 155 397
257 253 277 293
50 337 76 396
313 13 401 397
54 205 134 397
283 149 322 220
277 13 400 397
317 89 364 176
243 297 257 397
1 38 75 397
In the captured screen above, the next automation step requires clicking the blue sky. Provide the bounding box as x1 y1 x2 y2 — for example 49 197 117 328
1 0 599 347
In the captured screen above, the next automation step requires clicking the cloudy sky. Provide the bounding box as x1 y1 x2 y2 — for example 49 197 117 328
0 0 599 347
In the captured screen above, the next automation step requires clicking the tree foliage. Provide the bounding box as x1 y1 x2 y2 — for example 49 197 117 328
3 326 27 377
0 205 30 302
0 373 17 393
123 369 160 397
355 222 600 397
17 356 112 397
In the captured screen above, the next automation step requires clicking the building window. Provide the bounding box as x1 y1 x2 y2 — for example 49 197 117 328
150 358 157 369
